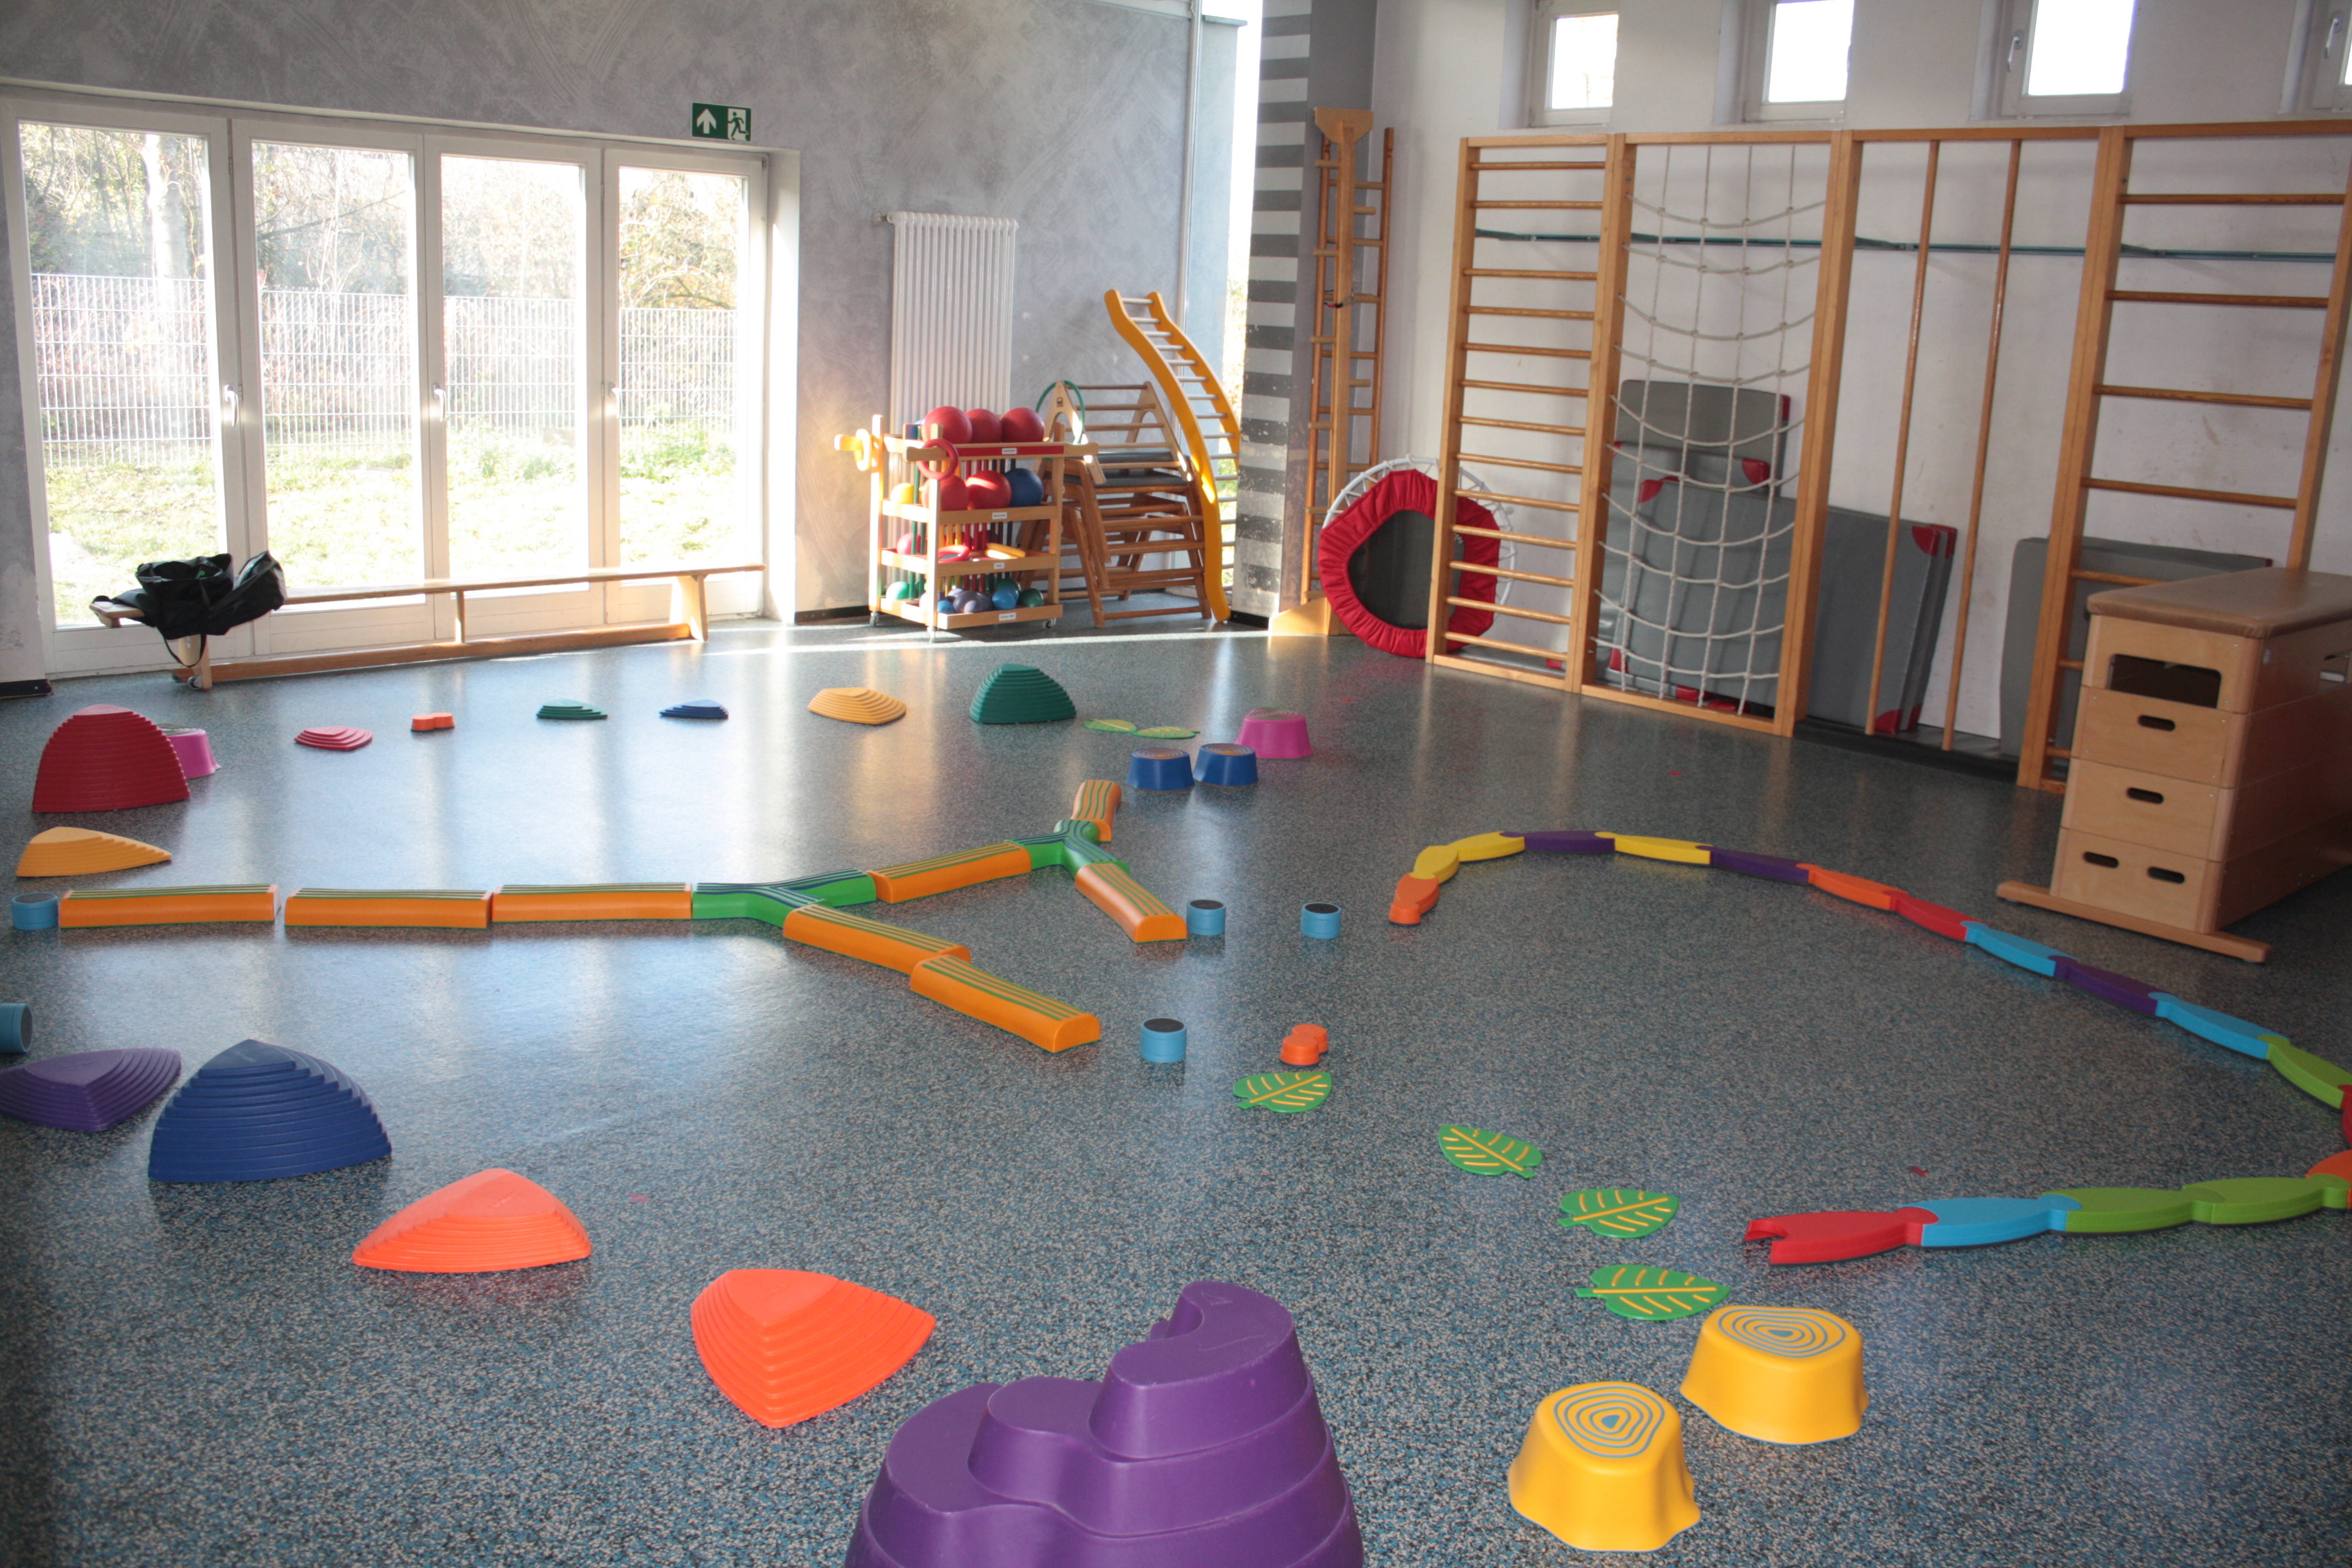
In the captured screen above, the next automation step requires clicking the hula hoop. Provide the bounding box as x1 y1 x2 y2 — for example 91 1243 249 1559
1317 467 1499 658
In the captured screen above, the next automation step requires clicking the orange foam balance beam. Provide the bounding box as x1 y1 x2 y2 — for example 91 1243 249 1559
1074 863 1186 942
781 905 971 974
1071 779 1121 842
285 889 493 929
908 954 1103 1052
352 1168 591 1273
491 884 692 921
1389 873 1443 924
867 843 1033 902
58 884 277 927
1797 864 1903 911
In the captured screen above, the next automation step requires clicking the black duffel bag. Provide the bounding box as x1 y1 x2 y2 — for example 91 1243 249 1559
95 552 287 648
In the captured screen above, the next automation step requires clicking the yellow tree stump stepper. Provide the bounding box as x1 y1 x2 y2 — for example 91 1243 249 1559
1679 1305 1868 1445
1507 1382 1700 1551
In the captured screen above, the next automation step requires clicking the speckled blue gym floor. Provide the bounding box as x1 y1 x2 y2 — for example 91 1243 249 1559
2 618 2346 1568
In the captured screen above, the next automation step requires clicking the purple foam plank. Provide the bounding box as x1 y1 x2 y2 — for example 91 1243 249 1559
0 1049 180 1132
1702 846 1811 883
2056 959 2162 1017
1513 830 1614 854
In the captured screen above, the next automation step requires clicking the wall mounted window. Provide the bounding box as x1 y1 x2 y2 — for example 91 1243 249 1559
1529 4 1619 126
2295 4 2352 112
1992 0 2137 117
1743 0 1855 122
3 92 776 676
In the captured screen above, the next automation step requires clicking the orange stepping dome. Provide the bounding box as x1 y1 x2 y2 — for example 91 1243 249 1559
15 826 171 878
781 904 971 973
353 1168 592 1273
32 705 189 812
868 843 1032 902
692 1268 934 1428
908 954 1102 1052
1074 863 1186 941
810 687 907 725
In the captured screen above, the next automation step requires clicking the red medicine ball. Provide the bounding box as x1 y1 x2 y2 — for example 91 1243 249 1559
963 408 1002 444
925 406 971 444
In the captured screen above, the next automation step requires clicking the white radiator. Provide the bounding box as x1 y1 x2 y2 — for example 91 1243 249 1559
885 211 1018 434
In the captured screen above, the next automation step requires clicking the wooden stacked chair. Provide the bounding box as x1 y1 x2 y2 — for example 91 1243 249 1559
1037 383 1213 625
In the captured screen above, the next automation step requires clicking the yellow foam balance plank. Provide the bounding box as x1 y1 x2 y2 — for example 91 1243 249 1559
1449 831 1526 862
1413 844 1461 883
1070 780 1121 843
808 687 907 725
58 884 277 927
1073 863 1186 942
868 843 1033 903
781 904 971 974
285 889 493 929
1601 834 1712 867
908 954 1102 1052
491 884 693 922
16 826 171 878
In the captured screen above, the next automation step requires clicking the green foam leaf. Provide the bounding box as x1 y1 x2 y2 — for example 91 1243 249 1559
1085 718 1140 732
1135 726 1200 739
1559 1188 1680 1238
1440 1125 1543 1178
1575 1265 1727 1321
1233 1071 1331 1112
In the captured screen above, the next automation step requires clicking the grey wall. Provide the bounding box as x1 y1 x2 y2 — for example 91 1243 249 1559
0 0 1214 623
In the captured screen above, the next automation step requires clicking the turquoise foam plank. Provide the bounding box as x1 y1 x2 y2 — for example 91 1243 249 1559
1911 1195 2077 1248
2152 994 2279 1060
1962 922 2070 978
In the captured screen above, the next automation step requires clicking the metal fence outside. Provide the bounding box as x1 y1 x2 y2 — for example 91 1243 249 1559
31 274 741 469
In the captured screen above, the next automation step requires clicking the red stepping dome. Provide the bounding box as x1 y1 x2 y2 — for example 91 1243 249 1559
692 1268 935 1428
352 1168 593 1273
32 706 190 813
296 726 373 750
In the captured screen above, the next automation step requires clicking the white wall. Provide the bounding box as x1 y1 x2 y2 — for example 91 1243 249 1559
1371 0 2352 739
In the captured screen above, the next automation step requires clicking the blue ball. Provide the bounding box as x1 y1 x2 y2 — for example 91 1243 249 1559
991 581 1020 611
1006 467 1045 507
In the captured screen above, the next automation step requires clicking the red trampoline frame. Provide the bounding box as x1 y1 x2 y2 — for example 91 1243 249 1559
1315 469 1499 658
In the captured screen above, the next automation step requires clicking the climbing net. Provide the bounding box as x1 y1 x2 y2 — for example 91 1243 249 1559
1595 143 1828 716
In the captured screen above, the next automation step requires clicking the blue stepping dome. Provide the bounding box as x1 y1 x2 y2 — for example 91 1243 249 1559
661 699 728 720
148 1039 391 1183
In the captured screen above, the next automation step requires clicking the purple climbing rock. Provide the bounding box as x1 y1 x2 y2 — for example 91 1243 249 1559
845 1280 1362 1568
0 1049 181 1132
1702 846 1811 883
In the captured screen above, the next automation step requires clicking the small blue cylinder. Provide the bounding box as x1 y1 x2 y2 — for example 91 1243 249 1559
1194 743 1258 787
1126 747 1193 792
1141 1017 1188 1063
1300 901 1342 939
0 1002 26 1053
1186 899 1227 937
12 894 59 932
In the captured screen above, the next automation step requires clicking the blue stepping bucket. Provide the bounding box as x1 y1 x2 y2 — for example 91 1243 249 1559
1186 899 1227 937
1194 743 1257 786
1126 748 1193 792
0 1003 26 1053
1300 901 1342 939
12 894 59 932
1141 1017 1188 1063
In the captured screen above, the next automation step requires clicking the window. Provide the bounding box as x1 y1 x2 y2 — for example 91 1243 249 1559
2296 4 2352 113
1995 0 2136 117
4 93 775 675
1745 0 1854 121
1531 4 1618 126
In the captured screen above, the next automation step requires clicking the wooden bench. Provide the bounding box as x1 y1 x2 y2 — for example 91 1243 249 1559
100 562 765 689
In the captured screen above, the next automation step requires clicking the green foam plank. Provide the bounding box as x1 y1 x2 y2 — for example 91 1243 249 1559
2041 1187 2195 1234
1010 834 1069 869
775 870 879 907
2181 1177 2329 1225
2266 1041 2350 1109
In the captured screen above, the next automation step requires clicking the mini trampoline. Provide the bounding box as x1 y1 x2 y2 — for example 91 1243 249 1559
1317 466 1500 658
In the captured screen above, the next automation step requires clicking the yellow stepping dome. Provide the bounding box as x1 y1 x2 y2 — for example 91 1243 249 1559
17 826 171 878
1680 1304 1868 1444
1508 1381 1700 1551
809 687 907 725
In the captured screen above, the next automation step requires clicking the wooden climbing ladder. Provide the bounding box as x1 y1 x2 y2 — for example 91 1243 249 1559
1305 110 1393 562
1107 290 1239 622
2017 124 2352 792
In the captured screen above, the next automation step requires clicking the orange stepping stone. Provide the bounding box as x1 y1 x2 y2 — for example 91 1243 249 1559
352 1168 592 1273
809 687 907 725
411 712 454 732
691 1268 934 1428
15 826 171 878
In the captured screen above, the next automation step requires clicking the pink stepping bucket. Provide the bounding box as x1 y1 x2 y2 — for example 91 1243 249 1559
164 728 217 777
1234 708 1311 758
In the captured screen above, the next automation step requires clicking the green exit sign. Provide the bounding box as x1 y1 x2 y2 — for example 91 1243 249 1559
692 103 749 142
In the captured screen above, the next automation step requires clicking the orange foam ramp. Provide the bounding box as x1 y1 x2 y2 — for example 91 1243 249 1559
1074 863 1186 942
58 884 276 927
693 1268 934 1428
1070 780 1120 842
908 954 1102 1052
781 904 971 973
491 884 692 921
16 826 171 878
1799 864 1903 911
286 889 492 929
868 843 1032 902
352 1168 592 1273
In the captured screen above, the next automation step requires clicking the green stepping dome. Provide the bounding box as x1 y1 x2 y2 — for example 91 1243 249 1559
537 700 607 720
969 664 1075 725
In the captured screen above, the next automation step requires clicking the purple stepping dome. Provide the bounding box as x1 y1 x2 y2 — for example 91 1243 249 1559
1701 846 1811 882
2055 959 2161 1016
0 1049 182 1132
846 1280 1362 1568
1513 830 1614 854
